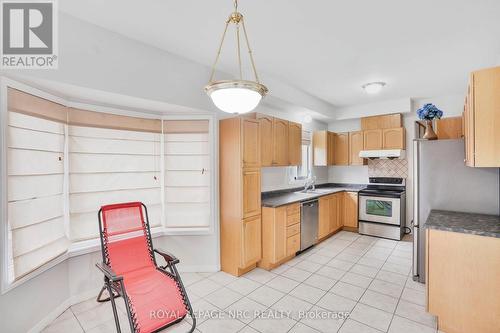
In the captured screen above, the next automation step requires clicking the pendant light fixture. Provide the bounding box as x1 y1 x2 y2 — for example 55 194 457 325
205 0 268 114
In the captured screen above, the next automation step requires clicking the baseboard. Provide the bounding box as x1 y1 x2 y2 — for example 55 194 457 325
29 265 220 332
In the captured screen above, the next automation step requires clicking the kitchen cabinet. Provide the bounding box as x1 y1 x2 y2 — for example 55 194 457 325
435 117 463 140
242 168 261 218
313 131 329 166
361 113 402 130
242 216 262 268
318 193 343 239
288 121 302 166
260 203 300 270
242 118 261 168
382 127 405 149
220 117 262 276
333 132 349 165
257 114 273 166
348 131 366 165
363 129 383 150
343 192 358 228
272 118 289 166
328 131 335 165
318 196 331 239
463 66 500 167
427 229 500 333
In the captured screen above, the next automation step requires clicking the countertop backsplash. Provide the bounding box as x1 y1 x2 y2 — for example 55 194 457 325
368 158 408 178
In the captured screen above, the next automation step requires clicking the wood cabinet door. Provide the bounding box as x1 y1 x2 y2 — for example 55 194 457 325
327 132 335 165
241 216 262 267
242 169 261 218
382 127 405 149
333 133 349 165
288 121 302 166
363 129 383 150
272 118 289 166
435 117 463 140
258 115 273 167
343 192 358 228
349 131 366 165
318 196 331 239
465 79 475 166
313 131 328 166
242 118 261 168
472 67 500 167
328 194 339 232
274 207 288 263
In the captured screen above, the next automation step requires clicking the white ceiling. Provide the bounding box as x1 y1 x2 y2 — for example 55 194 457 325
60 0 500 107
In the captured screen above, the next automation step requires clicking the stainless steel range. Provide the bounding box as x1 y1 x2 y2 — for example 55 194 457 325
358 177 406 240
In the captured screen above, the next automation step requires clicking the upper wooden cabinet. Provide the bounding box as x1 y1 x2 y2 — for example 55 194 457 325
363 129 383 150
464 66 500 167
333 133 349 165
361 113 402 130
435 117 463 140
242 118 261 168
348 131 366 165
288 121 302 166
382 127 405 149
272 118 289 166
257 114 273 166
313 131 329 166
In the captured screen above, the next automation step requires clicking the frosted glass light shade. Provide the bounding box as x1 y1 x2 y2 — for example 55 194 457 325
205 80 268 114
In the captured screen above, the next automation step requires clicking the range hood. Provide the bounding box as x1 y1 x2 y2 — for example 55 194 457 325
359 149 406 159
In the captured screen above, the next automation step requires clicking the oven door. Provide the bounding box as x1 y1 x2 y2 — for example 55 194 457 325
359 195 401 225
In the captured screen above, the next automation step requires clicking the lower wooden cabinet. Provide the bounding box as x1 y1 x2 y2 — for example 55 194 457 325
343 192 358 228
318 192 344 239
260 203 300 270
241 216 262 268
287 234 300 257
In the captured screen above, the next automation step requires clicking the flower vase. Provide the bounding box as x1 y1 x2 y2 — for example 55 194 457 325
423 120 438 140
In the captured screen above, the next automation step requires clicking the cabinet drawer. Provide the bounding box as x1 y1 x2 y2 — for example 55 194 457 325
286 223 300 237
287 234 300 256
286 213 300 226
286 203 300 216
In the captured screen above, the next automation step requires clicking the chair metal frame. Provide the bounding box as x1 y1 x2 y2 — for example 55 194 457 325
95 202 196 333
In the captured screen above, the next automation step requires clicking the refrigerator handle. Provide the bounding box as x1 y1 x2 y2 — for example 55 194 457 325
412 140 420 280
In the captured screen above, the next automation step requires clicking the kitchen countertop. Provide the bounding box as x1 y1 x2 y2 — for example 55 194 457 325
261 183 365 208
426 210 500 238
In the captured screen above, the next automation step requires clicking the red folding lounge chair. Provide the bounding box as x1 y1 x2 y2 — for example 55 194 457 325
95 202 196 333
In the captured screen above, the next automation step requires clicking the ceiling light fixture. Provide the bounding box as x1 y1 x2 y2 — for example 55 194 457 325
205 0 268 114
303 115 313 123
362 82 386 94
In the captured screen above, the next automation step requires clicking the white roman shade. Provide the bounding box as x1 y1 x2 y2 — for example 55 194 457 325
7 89 69 280
164 120 211 228
302 129 312 145
68 110 162 241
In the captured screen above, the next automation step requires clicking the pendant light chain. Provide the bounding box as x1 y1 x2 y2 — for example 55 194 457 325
236 24 243 80
209 21 230 83
241 17 260 84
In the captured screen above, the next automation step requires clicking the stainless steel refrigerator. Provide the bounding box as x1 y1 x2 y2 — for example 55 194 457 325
412 139 499 283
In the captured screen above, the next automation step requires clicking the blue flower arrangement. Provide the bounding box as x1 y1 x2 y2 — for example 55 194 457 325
417 103 443 120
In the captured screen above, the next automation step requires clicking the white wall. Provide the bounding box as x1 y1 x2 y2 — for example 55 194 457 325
327 94 466 227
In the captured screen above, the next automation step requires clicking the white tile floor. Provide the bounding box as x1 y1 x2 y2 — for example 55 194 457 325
43 231 440 333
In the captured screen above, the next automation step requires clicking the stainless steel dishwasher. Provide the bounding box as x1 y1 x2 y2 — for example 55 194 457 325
300 199 319 251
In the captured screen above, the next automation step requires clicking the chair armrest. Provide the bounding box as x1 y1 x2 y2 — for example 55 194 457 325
154 248 180 265
96 262 123 282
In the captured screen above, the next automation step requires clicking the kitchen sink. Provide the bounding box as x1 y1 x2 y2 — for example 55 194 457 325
296 188 333 194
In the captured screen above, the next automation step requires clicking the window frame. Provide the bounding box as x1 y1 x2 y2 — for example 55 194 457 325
0 78 218 293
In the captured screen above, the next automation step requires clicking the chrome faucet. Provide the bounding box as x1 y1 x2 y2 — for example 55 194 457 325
304 176 316 192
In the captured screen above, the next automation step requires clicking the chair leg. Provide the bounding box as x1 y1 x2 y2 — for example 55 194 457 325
170 265 197 333
106 281 122 333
